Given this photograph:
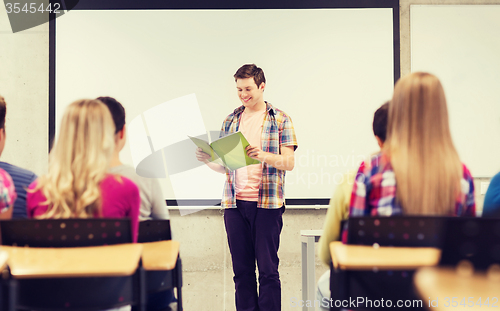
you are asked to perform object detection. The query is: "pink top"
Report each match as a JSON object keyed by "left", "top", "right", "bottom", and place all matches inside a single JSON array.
[
  {"left": 27, "top": 175, "right": 141, "bottom": 242},
  {"left": 235, "top": 108, "right": 266, "bottom": 201},
  {"left": 0, "top": 168, "right": 16, "bottom": 211}
]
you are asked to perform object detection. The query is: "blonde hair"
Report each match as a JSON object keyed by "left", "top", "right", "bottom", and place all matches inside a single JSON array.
[
  {"left": 33, "top": 99, "right": 116, "bottom": 218},
  {"left": 385, "top": 72, "right": 462, "bottom": 215}
]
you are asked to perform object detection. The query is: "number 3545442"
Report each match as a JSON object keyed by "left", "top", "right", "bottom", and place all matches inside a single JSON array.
[
  {"left": 5, "top": 3, "right": 61, "bottom": 14},
  {"left": 443, "top": 297, "right": 498, "bottom": 308}
]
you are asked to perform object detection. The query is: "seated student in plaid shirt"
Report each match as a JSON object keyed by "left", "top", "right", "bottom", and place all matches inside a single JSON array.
[
  {"left": 348, "top": 72, "right": 475, "bottom": 235},
  {"left": 196, "top": 64, "right": 298, "bottom": 311}
]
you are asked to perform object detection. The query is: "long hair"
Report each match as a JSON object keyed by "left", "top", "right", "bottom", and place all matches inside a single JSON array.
[
  {"left": 33, "top": 99, "right": 116, "bottom": 218},
  {"left": 385, "top": 72, "right": 462, "bottom": 215}
]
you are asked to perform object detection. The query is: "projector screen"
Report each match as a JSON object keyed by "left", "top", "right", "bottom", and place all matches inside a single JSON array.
[{"left": 51, "top": 1, "right": 399, "bottom": 206}]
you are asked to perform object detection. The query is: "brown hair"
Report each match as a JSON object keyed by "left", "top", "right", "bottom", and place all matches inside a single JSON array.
[
  {"left": 234, "top": 64, "right": 266, "bottom": 87},
  {"left": 373, "top": 102, "right": 389, "bottom": 143},
  {"left": 385, "top": 72, "right": 462, "bottom": 215},
  {"left": 0, "top": 95, "right": 6, "bottom": 129}
]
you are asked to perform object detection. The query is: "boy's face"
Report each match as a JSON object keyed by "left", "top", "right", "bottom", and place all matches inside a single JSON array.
[{"left": 236, "top": 77, "right": 265, "bottom": 109}]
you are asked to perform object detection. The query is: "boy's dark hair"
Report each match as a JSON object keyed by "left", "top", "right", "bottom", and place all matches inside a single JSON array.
[
  {"left": 373, "top": 101, "right": 389, "bottom": 143},
  {"left": 97, "top": 96, "right": 125, "bottom": 134},
  {"left": 0, "top": 95, "right": 6, "bottom": 130},
  {"left": 234, "top": 64, "right": 266, "bottom": 87}
]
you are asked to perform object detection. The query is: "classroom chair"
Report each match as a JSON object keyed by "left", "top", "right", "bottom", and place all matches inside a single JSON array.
[
  {"left": 413, "top": 217, "right": 500, "bottom": 311},
  {"left": 138, "top": 220, "right": 182, "bottom": 311},
  {"left": 329, "top": 216, "right": 448, "bottom": 311},
  {"left": 0, "top": 218, "right": 147, "bottom": 311},
  {"left": 439, "top": 217, "right": 500, "bottom": 270}
]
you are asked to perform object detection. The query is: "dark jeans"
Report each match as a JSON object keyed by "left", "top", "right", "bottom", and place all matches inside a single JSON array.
[{"left": 224, "top": 200, "right": 284, "bottom": 311}]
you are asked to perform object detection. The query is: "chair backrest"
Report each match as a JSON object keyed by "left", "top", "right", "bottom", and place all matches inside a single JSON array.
[
  {"left": 138, "top": 219, "right": 171, "bottom": 243},
  {"left": 439, "top": 217, "right": 500, "bottom": 270},
  {"left": 0, "top": 218, "right": 132, "bottom": 247},
  {"left": 347, "top": 216, "right": 448, "bottom": 247},
  {"left": 337, "top": 216, "right": 450, "bottom": 311}
]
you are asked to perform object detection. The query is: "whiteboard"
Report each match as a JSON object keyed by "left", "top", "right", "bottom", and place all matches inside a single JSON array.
[
  {"left": 54, "top": 7, "right": 396, "bottom": 204},
  {"left": 411, "top": 5, "right": 500, "bottom": 177}
]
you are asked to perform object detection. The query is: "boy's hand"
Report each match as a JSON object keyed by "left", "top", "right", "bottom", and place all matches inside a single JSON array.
[
  {"left": 195, "top": 147, "right": 211, "bottom": 163},
  {"left": 245, "top": 145, "right": 266, "bottom": 161}
]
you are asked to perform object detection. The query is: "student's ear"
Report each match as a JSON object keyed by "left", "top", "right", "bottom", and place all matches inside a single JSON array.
[
  {"left": 259, "top": 82, "right": 266, "bottom": 91},
  {"left": 120, "top": 126, "right": 126, "bottom": 140},
  {"left": 0, "top": 128, "right": 6, "bottom": 156}
]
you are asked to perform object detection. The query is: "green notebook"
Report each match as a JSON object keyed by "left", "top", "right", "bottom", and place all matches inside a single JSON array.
[{"left": 189, "top": 132, "right": 261, "bottom": 171}]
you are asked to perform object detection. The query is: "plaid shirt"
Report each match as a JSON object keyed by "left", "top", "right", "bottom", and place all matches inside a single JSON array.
[
  {"left": 220, "top": 102, "right": 297, "bottom": 209},
  {"left": 349, "top": 153, "right": 476, "bottom": 217}
]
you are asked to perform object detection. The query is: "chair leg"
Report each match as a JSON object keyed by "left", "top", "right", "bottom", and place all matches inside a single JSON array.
[
  {"left": 3, "top": 268, "right": 17, "bottom": 311},
  {"left": 330, "top": 268, "right": 346, "bottom": 311},
  {"left": 176, "top": 257, "right": 182, "bottom": 311},
  {"left": 139, "top": 266, "right": 147, "bottom": 311}
]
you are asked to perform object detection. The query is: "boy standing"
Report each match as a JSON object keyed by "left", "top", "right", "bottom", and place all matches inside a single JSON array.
[{"left": 197, "top": 64, "right": 298, "bottom": 311}]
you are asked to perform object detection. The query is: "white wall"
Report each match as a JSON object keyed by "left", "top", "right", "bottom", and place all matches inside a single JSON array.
[{"left": 0, "top": 4, "right": 48, "bottom": 176}]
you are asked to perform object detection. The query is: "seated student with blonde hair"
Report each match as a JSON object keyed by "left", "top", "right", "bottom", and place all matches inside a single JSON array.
[
  {"left": 350, "top": 72, "right": 475, "bottom": 220},
  {"left": 27, "top": 99, "right": 141, "bottom": 242}
]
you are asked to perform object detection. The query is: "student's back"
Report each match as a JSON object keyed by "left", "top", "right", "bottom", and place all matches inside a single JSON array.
[
  {"left": 350, "top": 72, "right": 475, "bottom": 219},
  {"left": 26, "top": 99, "right": 140, "bottom": 242},
  {"left": 97, "top": 96, "right": 169, "bottom": 221},
  {"left": 28, "top": 174, "right": 140, "bottom": 221},
  {"left": 108, "top": 165, "right": 167, "bottom": 220}
]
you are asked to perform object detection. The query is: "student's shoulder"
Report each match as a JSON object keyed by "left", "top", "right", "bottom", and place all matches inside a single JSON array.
[
  {"left": 221, "top": 107, "right": 241, "bottom": 125},
  {"left": 0, "top": 161, "right": 37, "bottom": 181},
  {"left": 0, "top": 167, "right": 14, "bottom": 190},
  {"left": 102, "top": 174, "right": 140, "bottom": 195},
  {"left": 26, "top": 179, "right": 46, "bottom": 208},
  {"left": 460, "top": 163, "right": 475, "bottom": 182},
  {"left": 271, "top": 106, "right": 289, "bottom": 117},
  {"left": 109, "top": 165, "right": 136, "bottom": 179},
  {"left": 269, "top": 105, "right": 295, "bottom": 128},
  {"left": 356, "top": 152, "right": 390, "bottom": 180},
  {"left": 488, "top": 170, "right": 500, "bottom": 187},
  {"left": 267, "top": 103, "right": 291, "bottom": 119}
]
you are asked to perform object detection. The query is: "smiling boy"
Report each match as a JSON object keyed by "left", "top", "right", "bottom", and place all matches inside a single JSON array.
[{"left": 196, "top": 64, "right": 298, "bottom": 311}]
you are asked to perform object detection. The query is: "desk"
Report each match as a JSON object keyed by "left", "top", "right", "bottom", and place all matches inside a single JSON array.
[
  {"left": 330, "top": 241, "right": 441, "bottom": 270},
  {"left": 2, "top": 244, "right": 144, "bottom": 311},
  {"left": 0, "top": 250, "right": 8, "bottom": 271},
  {"left": 2, "top": 244, "right": 143, "bottom": 278},
  {"left": 141, "top": 240, "right": 180, "bottom": 271},
  {"left": 141, "top": 240, "right": 182, "bottom": 311},
  {"left": 414, "top": 267, "right": 500, "bottom": 311},
  {"left": 300, "top": 229, "right": 322, "bottom": 311},
  {"left": 329, "top": 242, "right": 441, "bottom": 311}
]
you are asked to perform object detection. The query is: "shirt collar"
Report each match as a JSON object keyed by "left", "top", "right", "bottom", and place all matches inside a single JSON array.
[{"left": 233, "top": 101, "right": 276, "bottom": 116}]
